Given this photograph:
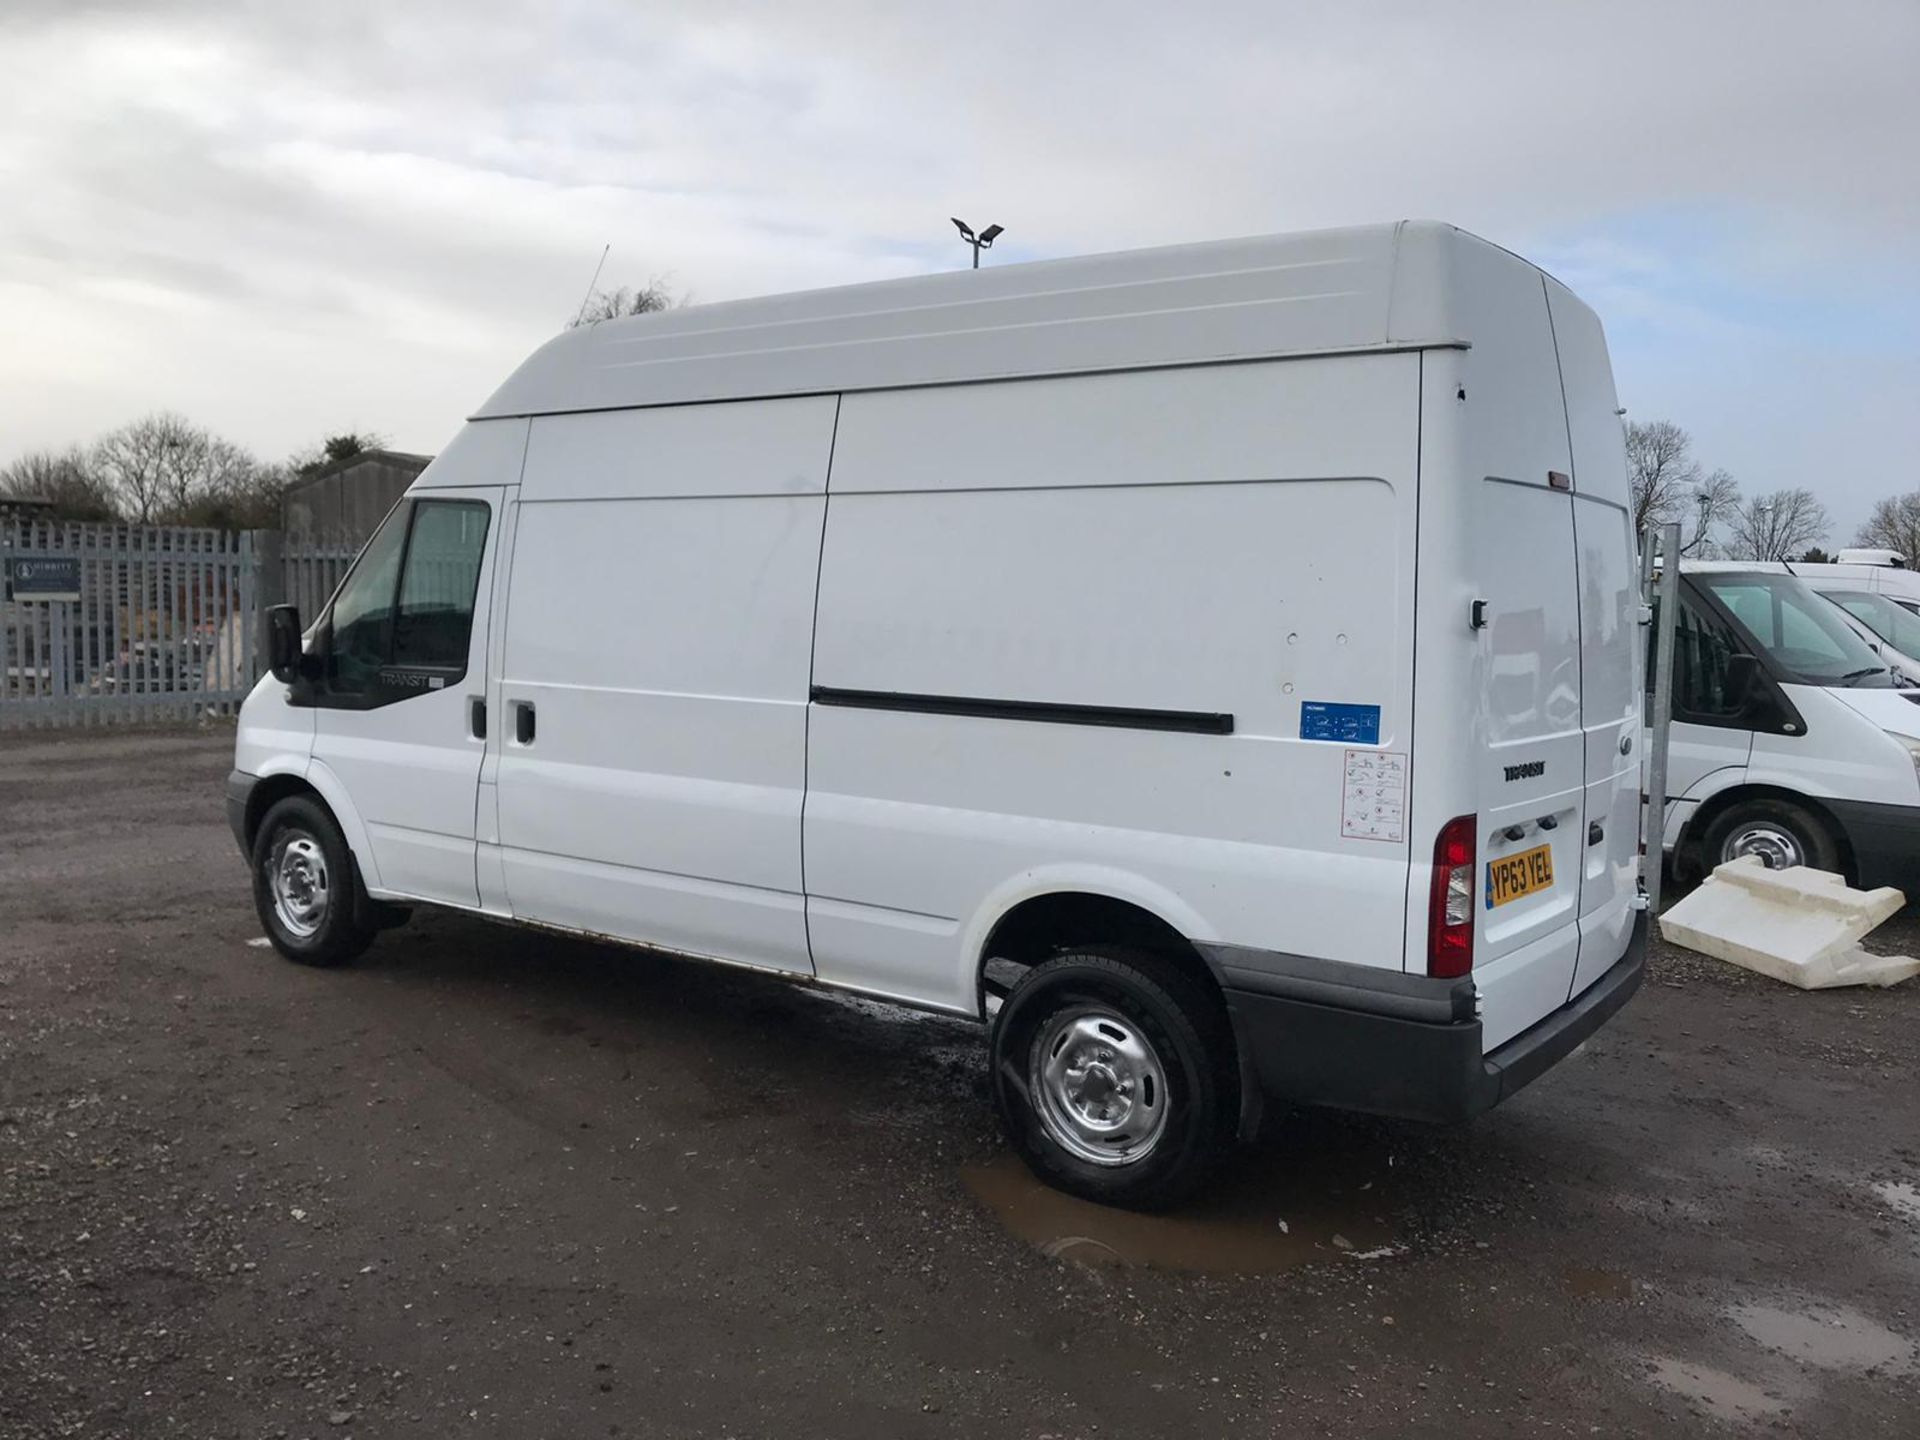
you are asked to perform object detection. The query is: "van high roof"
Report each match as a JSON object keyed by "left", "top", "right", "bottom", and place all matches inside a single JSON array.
[{"left": 475, "top": 220, "right": 1577, "bottom": 420}]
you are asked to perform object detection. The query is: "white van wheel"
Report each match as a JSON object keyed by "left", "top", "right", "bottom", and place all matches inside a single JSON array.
[
  {"left": 991, "top": 947, "right": 1237, "bottom": 1210},
  {"left": 1030, "top": 1004, "right": 1172, "bottom": 1167},
  {"left": 1705, "top": 799, "right": 1839, "bottom": 875},
  {"left": 269, "top": 831, "right": 332, "bottom": 938},
  {"left": 250, "top": 795, "right": 377, "bottom": 967}
]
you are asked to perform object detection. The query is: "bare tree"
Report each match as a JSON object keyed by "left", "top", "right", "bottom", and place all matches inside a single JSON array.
[
  {"left": 1625, "top": 419, "right": 1738, "bottom": 554},
  {"left": 92, "top": 413, "right": 266, "bottom": 525},
  {"left": 1856, "top": 491, "right": 1920, "bottom": 564},
  {"left": 0, "top": 447, "right": 119, "bottom": 520},
  {"left": 568, "top": 278, "right": 677, "bottom": 328},
  {"left": 1681, "top": 468, "right": 1740, "bottom": 557},
  {"left": 1729, "top": 488, "right": 1830, "bottom": 562},
  {"left": 93, "top": 413, "right": 198, "bottom": 523}
]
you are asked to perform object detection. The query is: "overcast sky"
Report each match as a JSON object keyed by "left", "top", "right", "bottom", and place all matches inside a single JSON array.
[{"left": 2, "top": 0, "right": 1915, "bottom": 539}]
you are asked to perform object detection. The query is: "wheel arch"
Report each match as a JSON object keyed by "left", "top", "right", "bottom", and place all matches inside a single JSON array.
[
  {"left": 264, "top": 759, "right": 382, "bottom": 892},
  {"left": 968, "top": 878, "right": 1257, "bottom": 1140},
  {"left": 243, "top": 771, "right": 318, "bottom": 854},
  {"left": 979, "top": 891, "right": 1217, "bottom": 995}
]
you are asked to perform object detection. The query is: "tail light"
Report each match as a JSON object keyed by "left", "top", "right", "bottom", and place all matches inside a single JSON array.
[{"left": 1427, "top": 814, "right": 1477, "bottom": 978}]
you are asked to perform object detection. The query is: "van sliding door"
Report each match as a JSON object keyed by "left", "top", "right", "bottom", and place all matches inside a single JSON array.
[{"left": 486, "top": 398, "right": 837, "bottom": 974}]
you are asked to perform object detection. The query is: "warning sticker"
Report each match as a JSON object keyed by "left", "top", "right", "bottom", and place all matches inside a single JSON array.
[
  {"left": 1300, "top": 701, "right": 1381, "bottom": 745},
  {"left": 1341, "top": 748, "right": 1407, "bottom": 843}
]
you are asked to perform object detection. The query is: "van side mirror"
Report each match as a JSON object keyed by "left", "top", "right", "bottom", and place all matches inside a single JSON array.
[
  {"left": 1724, "top": 652, "right": 1760, "bottom": 707},
  {"left": 267, "top": 604, "right": 304, "bottom": 683}
]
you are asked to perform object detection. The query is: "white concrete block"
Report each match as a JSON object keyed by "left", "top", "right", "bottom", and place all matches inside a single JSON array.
[{"left": 1659, "top": 857, "right": 1918, "bottom": 990}]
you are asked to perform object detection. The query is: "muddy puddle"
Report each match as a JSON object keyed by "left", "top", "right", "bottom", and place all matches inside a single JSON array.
[
  {"left": 1872, "top": 1179, "right": 1920, "bottom": 1225},
  {"left": 1646, "top": 1358, "right": 1797, "bottom": 1424},
  {"left": 1728, "top": 1301, "right": 1917, "bottom": 1374},
  {"left": 961, "top": 1149, "right": 1398, "bottom": 1273},
  {"left": 1563, "top": 1265, "right": 1633, "bottom": 1300}
]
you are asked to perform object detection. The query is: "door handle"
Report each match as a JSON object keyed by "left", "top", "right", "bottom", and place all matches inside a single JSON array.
[
  {"left": 469, "top": 697, "right": 487, "bottom": 740},
  {"left": 513, "top": 700, "right": 536, "bottom": 745}
]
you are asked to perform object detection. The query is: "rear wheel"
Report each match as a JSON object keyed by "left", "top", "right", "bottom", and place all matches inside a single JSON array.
[
  {"left": 1703, "top": 797, "right": 1840, "bottom": 875},
  {"left": 250, "top": 795, "right": 376, "bottom": 966},
  {"left": 990, "top": 947, "right": 1237, "bottom": 1211}
]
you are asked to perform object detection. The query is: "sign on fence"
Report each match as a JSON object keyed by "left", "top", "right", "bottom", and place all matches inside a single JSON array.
[
  {"left": 6, "top": 555, "right": 82, "bottom": 601},
  {"left": 2, "top": 521, "right": 257, "bottom": 730},
  {"left": 2, "top": 519, "right": 359, "bottom": 731}
]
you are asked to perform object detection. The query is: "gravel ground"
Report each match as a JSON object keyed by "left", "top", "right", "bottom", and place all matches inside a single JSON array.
[{"left": 2, "top": 725, "right": 1917, "bottom": 1438}]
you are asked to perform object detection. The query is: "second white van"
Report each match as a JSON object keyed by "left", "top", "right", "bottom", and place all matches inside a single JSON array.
[
  {"left": 1661, "top": 562, "right": 1920, "bottom": 886},
  {"left": 228, "top": 221, "right": 1646, "bottom": 1208}
]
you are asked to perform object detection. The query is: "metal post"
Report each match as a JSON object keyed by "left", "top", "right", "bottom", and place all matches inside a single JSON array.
[
  {"left": 253, "top": 528, "right": 286, "bottom": 611},
  {"left": 50, "top": 599, "right": 69, "bottom": 723},
  {"left": 238, "top": 530, "right": 257, "bottom": 694},
  {"left": 1643, "top": 521, "right": 1682, "bottom": 918},
  {"left": 0, "top": 521, "right": 12, "bottom": 720}
]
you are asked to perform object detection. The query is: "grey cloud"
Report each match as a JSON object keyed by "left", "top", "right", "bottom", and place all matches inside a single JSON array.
[{"left": 0, "top": 0, "right": 1914, "bottom": 537}]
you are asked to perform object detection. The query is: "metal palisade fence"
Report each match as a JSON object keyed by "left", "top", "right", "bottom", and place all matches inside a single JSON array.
[
  {"left": 0, "top": 519, "right": 359, "bottom": 730},
  {"left": 284, "top": 539, "right": 360, "bottom": 620}
]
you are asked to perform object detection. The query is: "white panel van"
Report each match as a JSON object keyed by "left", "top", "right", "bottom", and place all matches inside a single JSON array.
[
  {"left": 1658, "top": 563, "right": 1920, "bottom": 884},
  {"left": 229, "top": 221, "right": 1647, "bottom": 1208}
]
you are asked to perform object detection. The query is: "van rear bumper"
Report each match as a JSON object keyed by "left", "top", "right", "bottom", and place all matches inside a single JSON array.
[{"left": 1209, "top": 913, "right": 1646, "bottom": 1125}]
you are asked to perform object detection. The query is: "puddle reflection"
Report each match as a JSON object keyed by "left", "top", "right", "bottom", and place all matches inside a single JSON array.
[
  {"left": 1728, "top": 1301, "right": 1917, "bottom": 1374},
  {"left": 962, "top": 1148, "right": 1398, "bottom": 1274}
]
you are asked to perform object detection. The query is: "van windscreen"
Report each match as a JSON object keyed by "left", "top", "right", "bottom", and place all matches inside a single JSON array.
[
  {"left": 1701, "top": 572, "right": 1898, "bottom": 688},
  {"left": 1828, "top": 589, "right": 1920, "bottom": 663}
]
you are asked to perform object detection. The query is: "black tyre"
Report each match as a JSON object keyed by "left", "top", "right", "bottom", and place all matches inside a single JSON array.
[
  {"left": 250, "top": 795, "right": 376, "bottom": 966},
  {"left": 1701, "top": 797, "right": 1840, "bottom": 875},
  {"left": 990, "top": 947, "right": 1238, "bottom": 1211}
]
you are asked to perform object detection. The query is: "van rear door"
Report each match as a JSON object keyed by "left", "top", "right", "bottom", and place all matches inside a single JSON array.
[
  {"left": 1448, "top": 251, "right": 1587, "bottom": 1051},
  {"left": 1547, "top": 282, "right": 1643, "bottom": 998},
  {"left": 1473, "top": 479, "right": 1586, "bottom": 1046}
]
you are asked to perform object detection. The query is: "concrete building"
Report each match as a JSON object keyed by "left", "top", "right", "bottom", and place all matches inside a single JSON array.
[{"left": 280, "top": 449, "right": 431, "bottom": 547}]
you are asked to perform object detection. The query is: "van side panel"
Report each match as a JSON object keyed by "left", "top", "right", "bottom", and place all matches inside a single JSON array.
[
  {"left": 805, "top": 357, "right": 1419, "bottom": 1013},
  {"left": 488, "top": 397, "right": 838, "bottom": 974}
]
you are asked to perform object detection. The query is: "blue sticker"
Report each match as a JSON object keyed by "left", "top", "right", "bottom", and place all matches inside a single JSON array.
[{"left": 1300, "top": 701, "right": 1381, "bottom": 745}]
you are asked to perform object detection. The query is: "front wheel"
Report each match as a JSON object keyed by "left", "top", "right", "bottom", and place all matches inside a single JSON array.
[
  {"left": 250, "top": 795, "right": 376, "bottom": 966},
  {"left": 1703, "top": 797, "right": 1840, "bottom": 875},
  {"left": 990, "top": 948, "right": 1237, "bottom": 1211}
]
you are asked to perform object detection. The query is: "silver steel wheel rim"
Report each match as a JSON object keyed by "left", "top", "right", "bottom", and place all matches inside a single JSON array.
[
  {"left": 269, "top": 831, "right": 331, "bottom": 938},
  {"left": 1028, "top": 1004, "right": 1170, "bottom": 1167},
  {"left": 1723, "top": 821, "right": 1803, "bottom": 870}
]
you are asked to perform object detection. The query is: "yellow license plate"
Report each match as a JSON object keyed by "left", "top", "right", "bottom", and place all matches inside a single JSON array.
[{"left": 1486, "top": 844, "right": 1554, "bottom": 908}]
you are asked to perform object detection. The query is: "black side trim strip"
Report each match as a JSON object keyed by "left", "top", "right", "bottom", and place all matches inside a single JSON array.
[{"left": 809, "top": 686, "right": 1233, "bottom": 735}]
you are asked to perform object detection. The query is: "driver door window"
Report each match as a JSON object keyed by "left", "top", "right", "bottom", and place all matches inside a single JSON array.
[
  {"left": 327, "top": 505, "right": 409, "bottom": 694},
  {"left": 1675, "top": 598, "right": 1744, "bottom": 718},
  {"left": 320, "top": 499, "right": 492, "bottom": 705},
  {"left": 1649, "top": 595, "right": 1744, "bottom": 723}
]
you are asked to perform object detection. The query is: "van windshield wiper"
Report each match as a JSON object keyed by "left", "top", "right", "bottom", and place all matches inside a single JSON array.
[{"left": 1836, "top": 666, "right": 1888, "bottom": 684}]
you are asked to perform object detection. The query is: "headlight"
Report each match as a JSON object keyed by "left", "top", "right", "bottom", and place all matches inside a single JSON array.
[{"left": 1887, "top": 732, "right": 1920, "bottom": 785}]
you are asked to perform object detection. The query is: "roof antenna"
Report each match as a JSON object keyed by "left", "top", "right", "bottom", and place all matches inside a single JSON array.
[{"left": 573, "top": 243, "right": 611, "bottom": 327}]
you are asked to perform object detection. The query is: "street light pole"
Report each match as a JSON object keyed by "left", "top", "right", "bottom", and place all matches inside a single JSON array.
[{"left": 950, "top": 217, "right": 1004, "bottom": 269}]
